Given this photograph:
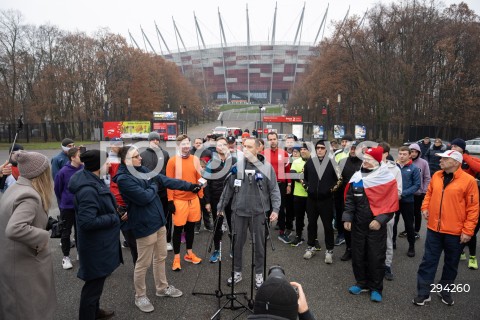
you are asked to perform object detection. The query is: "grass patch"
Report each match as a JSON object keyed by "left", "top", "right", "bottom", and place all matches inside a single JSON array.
[
  {"left": 238, "top": 106, "right": 283, "bottom": 114},
  {"left": 0, "top": 141, "right": 96, "bottom": 150},
  {"left": 219, "top": 104, "right": 258, "bottom": 112}
]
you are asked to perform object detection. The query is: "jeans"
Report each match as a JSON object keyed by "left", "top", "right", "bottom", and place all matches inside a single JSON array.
[
  {"left": 417, "top": 229, "right": 463, "bottom": 297},
  {"left": 134, "top": 227, "right": 168, "bottom": 297},
  {"left": 79, "top": 276, "right": 107, "bottom": 320}
]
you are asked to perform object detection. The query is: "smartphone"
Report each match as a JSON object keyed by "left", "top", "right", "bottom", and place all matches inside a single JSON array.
[
  {"left": 79, "top": 146, "right": 87, "bottom": 153},
  {"left": 198, "top": 177, "right": 207, "bottom": 186}
]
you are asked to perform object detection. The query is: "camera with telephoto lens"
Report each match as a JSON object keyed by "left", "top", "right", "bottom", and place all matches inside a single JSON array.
[{"left": 268, "top": 265, "right": 299, "bottom": 296}]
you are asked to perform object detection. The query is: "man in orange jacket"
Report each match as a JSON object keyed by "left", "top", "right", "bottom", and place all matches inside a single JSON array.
[{"left": 413, "top": 150, "right": 478, "bottom": 306}]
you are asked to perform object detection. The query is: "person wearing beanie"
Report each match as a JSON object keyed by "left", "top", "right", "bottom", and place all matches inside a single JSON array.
[
  {"left": 0, "top": 151, "right": 57, "bottom": 319},
  {"left": 113, "top": 145, "right": 202, "bottom": 313},
  {"left": 343, "top": 146, "right": 399, "bottom": 302},
  {"left": 68, "top": 149, "right": 121, "bottom": 319},
  {"left": 302, "top": 140, "right": 338, "bottom": 263},
  {"left": 402, "top": 144, "right": 431, "bottom": 245},
  {"left": 335, "top": 134, "right": 354, "bottom": 163},
  {"left": 248, "top": 276, "right": 316, "bottom": 320},
  {"left": 54, "top": 147, "right": 84, "bottom": 270},
  {"left": 148, "top": 131, "right": 161, "bottom": 142},
  {"left": 414, "top": 150, "right": 478, "bottom": 306},
  {"left": 51, "top": 137, "right": 75, "bottom": 179},
  {"left": 450, "top": 138, "right": 480, "bottom": 270}
]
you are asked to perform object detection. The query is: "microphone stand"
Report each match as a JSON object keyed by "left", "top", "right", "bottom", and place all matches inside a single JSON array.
[
  {"left": 255, "top": 175, "right": 275, "bottom": 278},
  {"left": 0, "top": 115, "right": 23, "bottom": 190}
]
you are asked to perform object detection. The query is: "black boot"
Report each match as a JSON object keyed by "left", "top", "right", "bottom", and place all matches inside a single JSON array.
[
  {"left": 340, "top": 248, "right": 352, "bottom": 261},
  {"left": 407, "top": 245, "right": 415, "bottom": 257}
]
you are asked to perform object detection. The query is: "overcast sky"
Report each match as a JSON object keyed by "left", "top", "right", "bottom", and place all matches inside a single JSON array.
[{"left": 1, "top": 0, "right": 479, "bottom": 52}]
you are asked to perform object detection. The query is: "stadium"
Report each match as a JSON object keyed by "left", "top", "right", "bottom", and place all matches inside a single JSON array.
[{"left": 130, "top": 4, "right": 332, "bottom": 104}]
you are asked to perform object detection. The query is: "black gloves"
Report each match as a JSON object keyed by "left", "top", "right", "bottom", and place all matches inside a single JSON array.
[
  {"left": 168, "top": 201, "right": 176, "bottom": 214},
  {"left": 189, "top": 183, "right": 202, "bottom": 193}
]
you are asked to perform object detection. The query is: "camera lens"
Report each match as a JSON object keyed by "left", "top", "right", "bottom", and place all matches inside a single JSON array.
[{"left": 268, "top": 265, "right": 285, "bottom": 279}]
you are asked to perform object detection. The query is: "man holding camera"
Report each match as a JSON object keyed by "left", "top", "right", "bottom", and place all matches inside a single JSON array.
[{"left": 218, "top": 137, "right": 280, "bottom": 289}]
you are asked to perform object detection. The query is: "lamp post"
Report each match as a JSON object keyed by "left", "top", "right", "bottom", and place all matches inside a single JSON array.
[
  {"left": 337, "top": 94, "right": 341, "bottom": 126},
  {"left": 127, "top": 97, "right": 131, "bottom": 121},
  {"left": 259, "top": 103, "right": 263, "bottom": 138},
  {"left": 103, "top": 93, "right": 108, "bottom": 122}
]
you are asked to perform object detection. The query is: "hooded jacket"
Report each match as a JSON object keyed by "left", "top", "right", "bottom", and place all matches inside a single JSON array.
[
  {"left": 217, "top": 154, "right": 281, "bottom": 217},
  {"left": 409, "top": 143, "right": 431, "bottom": 194},
  {"left": 51, "top": 151, "right": 70, "bottom": 179},
  {"left": 113, "top": 164, "right": 193, "bottom": 239},
  {"left": 54, "top": 162, "right": 84, "bottom": 209},
  {"left": 68, "top": 169, "right": 123, "bottom": 281}
]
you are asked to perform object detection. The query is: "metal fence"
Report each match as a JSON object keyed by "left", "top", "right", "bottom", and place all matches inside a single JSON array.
[{"left": 0, "top": 121, "right": 103, "bottom": 143}]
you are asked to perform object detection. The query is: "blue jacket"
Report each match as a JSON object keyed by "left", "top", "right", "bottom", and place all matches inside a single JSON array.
[
  {"left": 397, "top": 161, "right": 421, "bottom": 203},
  {"left": 113, "top": 164, "right": 193, "bottom": 239},
  {"left": 54, "top": 162, "right": 83, "bottom": 209},
  {"left": 51, "top": 151, "right": 70, "bottom": 179},
  {"left": 68, "top": 169, "right": 123, "bottom": 281}
]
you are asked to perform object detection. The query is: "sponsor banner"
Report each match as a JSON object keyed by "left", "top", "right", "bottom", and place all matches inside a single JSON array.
[
  {"left": 313, "top": 125, "right": 324, "bottom": 139},
  {"left": 333, "top": 125, "right": 345, "bottom": 139},
  {"left": 103, "top": 121, "right": 151, "bottom": 139},
  {"left": 355, "top": 125, "right": 366, "bottom": 139}
]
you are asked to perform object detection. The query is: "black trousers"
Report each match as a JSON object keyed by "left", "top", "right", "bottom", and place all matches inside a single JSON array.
[
  {"left": 393, "top": 201, "right": 415, "bottom": 247},
  {"left": 276, "top": 182, "right": 288, "bottom": 232},
  {"left": 463, "top": 219, "right": 480, "bottom": 256},
  {"left": 79, "top": 276, "right": 107, "bottom": 320},
  {"left": 306, "top": 197, "right": 334, "bottom": 250},
  {"left": 160, "top": 194, "right": 172, "bottom": 243},
  {"left": 351, "top": 223, "right": 387, "bottom": 292},
  {"left": 413, "top": 194, "right": 425, "bottom": 233},
  {"left": 121, "top": 228, "right": 138, "bottom": 265},
  {"left": 293, "top": 196, "right": 307, "bottom": 236},
  {"left": 60, "top": 208, "right": 77, "bottom": 257},
  {"left": 284, "top": 191, "right": 295, "bottom": 230},
  {"left": 334, "top": 188, "right": 346, "bottom": 236}
]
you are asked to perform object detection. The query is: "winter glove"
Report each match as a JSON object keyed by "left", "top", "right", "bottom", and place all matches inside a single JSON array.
[
  {"left": 168, "top": 200, "right": 176, "bottom": 214},
  {"left": 189, "top": 183, "right": 202, "bottom": 193}
]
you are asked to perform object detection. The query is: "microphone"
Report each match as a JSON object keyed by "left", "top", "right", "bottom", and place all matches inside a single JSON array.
[
  {"left": 245, "top": 169, "right": 255, "bottom": 185},
  {"left": 224, "top": 164, "right": 238, "bottom": 181},
  {"left": 255, "top": 172, "right": 263, "bottom": 190}
]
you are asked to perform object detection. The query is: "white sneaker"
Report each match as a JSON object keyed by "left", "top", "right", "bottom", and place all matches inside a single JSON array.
[
  {"left": 303, "top": 246, "right": 316, "bottom": 260},
  {"left": 255, "top": 274, "right": 264, "bottom": 289},
  {"left": 227, "top": 272, "right": 242, "bottom": 286},
  {"left": 62, "top": 256, "right": 73, "bottom": 270},
  {"left": 135, "top": 296, "right": 154, "bottom": 313},
  {"left": 325, "top": 250, "right": 333, "bottom": 264},
  {"left": 167, "top": 242, "right": 173, "bottom": 251},
  {"left": 156, "top": 285, "right": 183, "bottom": 298}
]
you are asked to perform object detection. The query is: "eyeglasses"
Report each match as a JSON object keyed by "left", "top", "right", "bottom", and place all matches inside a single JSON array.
[{"left": 316, "top": 146, "right": 326, "bottom": 150}]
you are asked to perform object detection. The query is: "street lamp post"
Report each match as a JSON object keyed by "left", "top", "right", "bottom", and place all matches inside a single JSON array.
[
  {"left": 103, "top": 94, "right": 108, "bottom": 122},
  {"left": 259, "top": 103, "right": 263, "bottom": 138},
  {"left": 127, "top": 97, "right": 131, "bottom": 121},
  {"left": 337, "top": 94, "right": 341, "bottom": 126}
]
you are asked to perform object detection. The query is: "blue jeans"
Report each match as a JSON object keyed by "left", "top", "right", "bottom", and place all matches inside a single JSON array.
[{"left": 416, "top": 229, "right": 463, "bottom": 297}]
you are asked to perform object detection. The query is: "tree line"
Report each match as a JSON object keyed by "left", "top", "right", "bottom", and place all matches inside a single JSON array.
[
  {"left": 290, "top": 1, "right": 480, "bottom": 142},
  {"left": 0, "top": 10, "right": 202, "bottom": 139}
]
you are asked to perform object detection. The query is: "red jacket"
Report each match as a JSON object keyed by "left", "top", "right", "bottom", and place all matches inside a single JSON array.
[
  {"left": 262, "top": 148, "right": 290, "bottom": 183},
  {"left": 422, "top": 168, "right": 479, "bottom": 236}
]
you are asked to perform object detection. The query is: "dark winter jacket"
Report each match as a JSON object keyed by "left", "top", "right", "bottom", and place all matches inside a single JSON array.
[
  {"left": 303, "top": 156, "right": 338, "bottom": 200},
  {"left": 419, "top": 141, "right": 431, "bottom": 160},
  {"left": 217, "top": 154, "right": 281, "bottom": 217},
  {"left": 426, "top": 143, "right": 447, "bottom": 176},
  {"left": 397, "top": 161, "right": 421, "bottom": 203},
  {"left": 190, "top": 146, "right": 212, "bottom": 163},
  {"left": 140, "top": 147, "right": 170, "bottom": 198},
  {"left": 54, "top": 162, "right": 84, "bottom": 209},
  {"left": 203, "top": 153, "right": 237, "bottom": 203},
  {"left": 113, "top": 164, "right": 193, "bottom": 239},
  {"left": 247, "top": 309, "right": 316, "bottom": 320},
  {"left": 51, "top": 151, "right": 70, "bottom": 179},
  {"left": 68, "top": 169, "right": 123, "bottom": 281},
  {"left": 339, "top": 155, "right": 363, "bottom": 189}
]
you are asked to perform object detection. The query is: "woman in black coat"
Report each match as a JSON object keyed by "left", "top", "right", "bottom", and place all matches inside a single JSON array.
[{"left": 68, "top": 150, "right": 122, "bottom": 320}]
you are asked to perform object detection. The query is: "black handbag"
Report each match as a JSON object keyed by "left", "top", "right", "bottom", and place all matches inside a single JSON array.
[{"left": 48, "top": 216, "right": 63, "bottom": 239}]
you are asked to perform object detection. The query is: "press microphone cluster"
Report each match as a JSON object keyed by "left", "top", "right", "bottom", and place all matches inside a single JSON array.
[{"left": 255, "top": 172, "right": 263, "bottom": 190}]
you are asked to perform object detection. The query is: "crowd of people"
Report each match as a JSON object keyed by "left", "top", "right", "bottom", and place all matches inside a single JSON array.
[{"left": 0, "top": 131, "right": 478, "bottom": 319}]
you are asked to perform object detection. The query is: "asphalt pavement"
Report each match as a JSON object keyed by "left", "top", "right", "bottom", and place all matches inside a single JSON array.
[{"left": 1, "top": 120, "right": 479, "bottom": 319}]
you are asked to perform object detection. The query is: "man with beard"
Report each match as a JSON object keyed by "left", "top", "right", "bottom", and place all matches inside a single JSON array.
[{"left": 217, "top": 138, "right": 280, "bottom": 289}]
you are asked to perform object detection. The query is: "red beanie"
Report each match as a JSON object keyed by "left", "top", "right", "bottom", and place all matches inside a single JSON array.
[{"left": 365, "top": 146, "right": 384, "bottom": 164}]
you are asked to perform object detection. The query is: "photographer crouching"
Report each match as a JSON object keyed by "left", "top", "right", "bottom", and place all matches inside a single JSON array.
[{"left": 248, "top": 266, "right": 316, "bottom": 320}]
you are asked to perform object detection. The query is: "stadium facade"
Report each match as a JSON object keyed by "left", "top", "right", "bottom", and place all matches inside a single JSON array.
[{"left": 131, "top": 4, "right": 330, "bottom": 104}]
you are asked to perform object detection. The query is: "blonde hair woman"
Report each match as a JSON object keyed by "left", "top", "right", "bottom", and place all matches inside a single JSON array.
[{"left": 0, "top": 151, "right": 57, "bottom": 319}]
